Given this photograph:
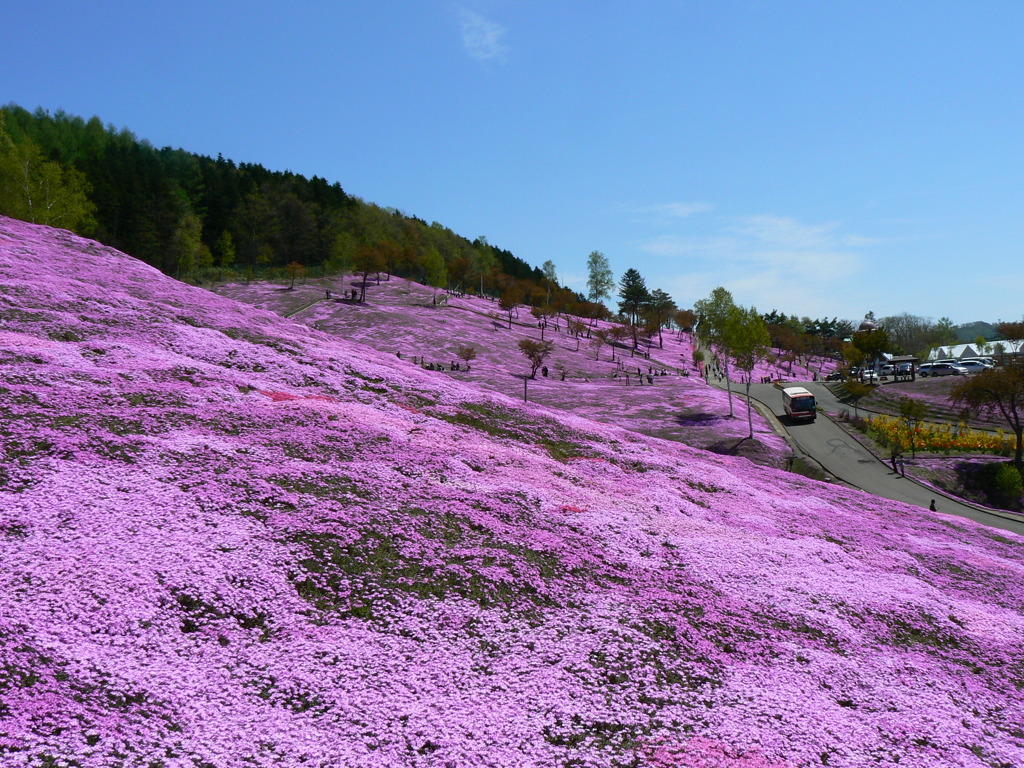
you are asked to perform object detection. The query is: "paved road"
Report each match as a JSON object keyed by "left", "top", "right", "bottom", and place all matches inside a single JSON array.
[{"left": 745, "top": 382, "right": 1024, "bottom": 536}]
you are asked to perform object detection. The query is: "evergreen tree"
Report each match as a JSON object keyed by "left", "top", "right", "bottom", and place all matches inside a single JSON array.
[{"left": 617, "top": 268, "right": 650, "bottom": 324}]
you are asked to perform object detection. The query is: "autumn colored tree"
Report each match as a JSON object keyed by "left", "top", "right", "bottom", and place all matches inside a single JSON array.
[
  {"left": 567, "top": 319, "right": 586, "bottom": 351},
  {"left": 518, "top": 339, "right": 555, "bottom": 379},
  {"left": 169, "top": 209, "right": 211, "bottom": 279},
  {"left": 530, "top": 305, "right": 556, "bottom": 341},
  {"left": 285, "top": 261, "right": 306, "bottom": 289},
  {"left": 214, "top": 230, "right": 236, "bottom": 269},
  {"left": 456, "top": 344, "right": 477, "bottom": 371},
  {"left": 352, "top": 245, "right": 385, "bottom": 302},
  {"left": 473, "top": 236, "right": 499, "bottom": 296},
  {"left": 499, "top": 283, "right": 524, "bottom": 329},
  {"left": 950, "top": 359, "right": 1024, "bottom": 469},
  {"left": 674, "top": 308, "right": 696, "bottom": 336},
  {"left": 997, "top": 319, "right": 1024, "bottom": 355}
]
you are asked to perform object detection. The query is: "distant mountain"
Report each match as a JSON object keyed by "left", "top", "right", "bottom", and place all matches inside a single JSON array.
[
  {"left": 955, "top": 320, "right": 999, "bottom": 342},
  {"left": 2, "top": 217, "right": 1023, "bottom": 768}
]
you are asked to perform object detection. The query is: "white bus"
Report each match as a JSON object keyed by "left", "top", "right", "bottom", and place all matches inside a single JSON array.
[{"left": 782, "top": 386, "right": 816, "bottom": 422}]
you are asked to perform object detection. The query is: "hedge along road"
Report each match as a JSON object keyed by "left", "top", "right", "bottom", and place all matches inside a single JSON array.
[{"left": 740, "top": 381, "right": 1024, "bottom": 536}]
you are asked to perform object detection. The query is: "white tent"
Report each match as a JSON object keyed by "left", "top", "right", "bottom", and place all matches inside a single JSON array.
[{"left": 928, "top": 340, "right": 1024, "bottom": 360}]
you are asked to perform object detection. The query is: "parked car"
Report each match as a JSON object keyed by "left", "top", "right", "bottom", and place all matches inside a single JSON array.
[
  {"left": 920, "top": 362, "right": 969, "bottom": 377},
  {"left": 960, "top": 357, "right": 995, "bottom": 369},
  {"left": 955, "top": 360, "right": 989, "bottom": 374}
]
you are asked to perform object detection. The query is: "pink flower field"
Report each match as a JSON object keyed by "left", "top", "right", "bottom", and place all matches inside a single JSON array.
[
  {"left": 1, "top": 217, "right": 1023, "bottom": 768},
  {"left": 214, "top": 277, "right": 791, "bottom": 466}
]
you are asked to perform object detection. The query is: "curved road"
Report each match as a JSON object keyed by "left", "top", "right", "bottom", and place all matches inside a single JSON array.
[{"left": 744, "top": 382, "right": 1024, "bottom": 536}]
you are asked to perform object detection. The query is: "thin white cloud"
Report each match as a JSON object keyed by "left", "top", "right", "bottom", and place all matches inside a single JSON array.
[
  {"left": 730, "top": 214, "right": 839, "bottom": 250},
  {"left": 635, "top": 213, "right": 878, "bottom": 318},
  {"left": 631, "top": 201, "right": 713, "bottom": 223},
  {"left": 458, "top": 9, "right": 508, "bottom": 62},
  {"left": 653, "top": 202, "right": 713, "bottom": 218}
]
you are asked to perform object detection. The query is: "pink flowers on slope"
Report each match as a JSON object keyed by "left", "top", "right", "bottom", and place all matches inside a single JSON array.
[{"left": 0, "top": 217, "right": 1022, "bottom": 768}]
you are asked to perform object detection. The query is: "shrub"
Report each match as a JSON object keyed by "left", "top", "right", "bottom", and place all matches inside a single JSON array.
[{"left": 993, "top": 463, "right": 1023, "bottom": 510}]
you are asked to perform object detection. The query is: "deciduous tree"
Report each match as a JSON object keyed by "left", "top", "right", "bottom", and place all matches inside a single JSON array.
[
  {"left": 644, "top": 288, "right": 677, "bottom": 348},
  {"left": 285, "top": 261, "right": 306, "bottom": 289},
  {"left": 456, "top": 344, "right": 477, "bottom": 370},
  {"left": 541, "top": 260, "right": 558, "bottom": 306},
  {"left": 996, "top": 319, "right": 1024, "bottom": 355},
  {"left": 0, "top": 119, "right": 95, "bottom": 232},
  {"left": 518, "top": 339, "right": 555, "bottom": 379},
  {"left": 586, "top": 250, "right": 614, "bottom": 304},
  {"left": 951, "top": 359, "right": 1024, "bottom": 469},
  {"left": 844, "top": 380, "right": 874, "bottom": 418},
  {"left": 694, "top": 287, "right": 738, "bottom": 416},
  {"left": 499, "top": 283, "right": 524, "bottom": 329},
  {"left": 352, "top": 245, "right": 385, "bottom": 302},
  {"left": 725, "top": 305, "right": 771, "bottom": 438}
]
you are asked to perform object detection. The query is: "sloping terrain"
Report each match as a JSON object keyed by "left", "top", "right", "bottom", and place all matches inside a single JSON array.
[
  {"left": 213, "top": 277, "right": 804, "bottom": 466},
  {"left": 1, "top": 217, "right": 1022, "bottom": 768}
]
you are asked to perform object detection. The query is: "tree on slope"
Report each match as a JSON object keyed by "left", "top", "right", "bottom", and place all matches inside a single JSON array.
[
  {"left": 518, "top": 339, "right": 555, "bottom": 379},
  {"left": 950, "top": 359, "right": 1024, "bottom": 470},
  {"left": 694, "top": 287, "right": 739, "bottom": 417},
  {"left": 457, "top": 344, "right": 477, "bottom": 371},
  {"left": 499, "top": 283, "right": 524, "bottom": 329},
  {"left": 674, "top": 308, "right": 696, "bottom": 338},
  {"left": 352, "top": 245, "right": 385, "bottom": 302},
  {"left": 0, "top": 116, "right": 95, "bottom": 233},
  {"left": 644, "top": 289, "right": 678, "bottom": 348},
  {"left": 618, "top": 268, "right": 650, "bottom": 325},
  {"left": 286, "top": 261, "right": 306, "bottom": 289},
  {"left": 726, "top": 305, "right": 771, "bottom": 439},
  {"left": 541, "top": 260, "right": 558, "bottom": 306},
  {"left": 472, "top": 236, "right": 499, "bottom": 296},
  {"left": 586, "top": 250, "right": 614, "bottom": 305}
]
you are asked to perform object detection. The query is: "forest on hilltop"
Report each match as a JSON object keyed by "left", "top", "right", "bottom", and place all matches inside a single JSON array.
[{"left": 0, "top": 104, "right": 549, "bottom": 295}]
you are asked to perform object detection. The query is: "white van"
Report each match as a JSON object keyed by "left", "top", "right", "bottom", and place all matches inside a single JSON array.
[{"left": 782, "top": 386, "right": 816, "bottom": 422}]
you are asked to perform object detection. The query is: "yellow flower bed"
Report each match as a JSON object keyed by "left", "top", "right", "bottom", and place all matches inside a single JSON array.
[{"left": 867, "top": 415, "right": 1014, "bottom": 455}]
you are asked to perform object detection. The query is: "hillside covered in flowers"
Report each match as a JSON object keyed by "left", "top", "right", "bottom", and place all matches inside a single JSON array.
[{"left": 1, "top": 217, "right": 1022, "bottom": 768}]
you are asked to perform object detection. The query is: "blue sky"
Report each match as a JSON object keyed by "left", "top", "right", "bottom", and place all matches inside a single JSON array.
[{"left": 4, "top": 1, "right": 1023, "bottom": 325}]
